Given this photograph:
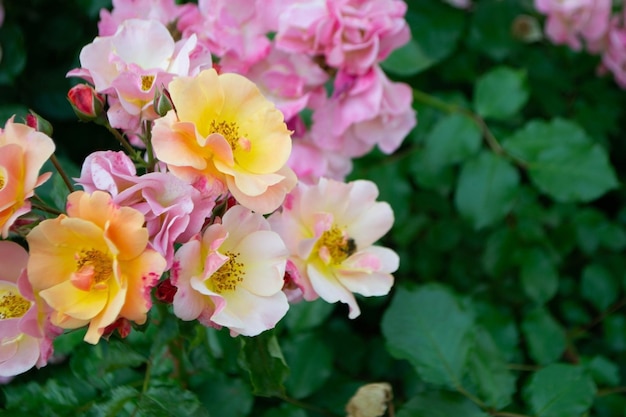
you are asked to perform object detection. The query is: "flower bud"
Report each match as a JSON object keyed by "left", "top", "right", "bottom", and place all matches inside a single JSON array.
[
  {"left": 102, "top": 318, "right": 132, "bottom": 339},
  {"left": 24, "top": 110, "right": 53, "bottom": 137},
  {"left": 153, "top": 86, "right": 174, "bottom": 117},
  {"left": 155, "top": 278, "right": 177, "bottom": 304},
  {"left": 512, "top": 15, "right": 543, "bottom": 43},
  {"left": 67, "top": 84, "right": 106, "bottom": 123}
]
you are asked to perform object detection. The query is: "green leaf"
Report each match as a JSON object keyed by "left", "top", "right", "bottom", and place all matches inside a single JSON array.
[
  {"left": 137, "top": 385, "right": 210, "bottom": 417},
  {"left": 467, "top": 327, "right": 516, "bottom": 409},
  {"left": 401, "top": 3, "right": 465, "bottom": 74},
  {"left": 382, "top": 284, "right": 475, "bottom": 388},
  {"left": 397, "top": 391, "right": 488, "bottom": 417},
  {"left": 454, "top": 151, "right": 520, "bottom": 229},
  {"left": 283, "top": 332, "right": 333, "bottom": 399},
  {"left": 70, "top": 340, "right": 147, "bottom": 390},
  {"left": 239, "top": 330, "right": 289, "bottom": 398},
  {"left": 421, "top": 113, "right": 482, "bottom": 169},
  {"left": 91, "top": 386, "right": 139, "bottom": 417},
  {"left": 519, "top": 248, "right": 559, "bottom": 304},
  {"left": 581, "top": 264, "right": 618, "bottom": 311},
  {"left": 503, "top": 119, "right": 618, "bottom": 203},
  {"left": 604, "top": 315, "right": 626, "bottom": 352},
  {"left": 585, "top": 355, "right": 620, "bottom": 387},
  {"left": 474, "top": 67, "right": 529, "bottom": 120},
  {"left": 381, "top": 37, "right": 431, "bottom": 76},
  {"left": 284, "top": 298, "right": 335, "bottom": 332},
  {"left": 468, "top": 0, "right": 522, "bottom": 60},
  {"left": 524, "top": 364, "right": 596, "bottom": 417},
  {"left": 191, "top": 373, "right": 253, "bottom": 417},
  {"left": 521, "top": 307, "right": 566, "bottom": 365}
]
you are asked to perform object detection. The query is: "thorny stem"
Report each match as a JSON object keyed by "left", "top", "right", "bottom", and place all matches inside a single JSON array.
[
  {"left": 411, "top": 89, "right": 520, "bottom": 166},
  {"left": 50, "top": 154, "right": 75, "bottom": 193},
  {"left": 506, "top": 363, "right": 541, "bottom": 372}
]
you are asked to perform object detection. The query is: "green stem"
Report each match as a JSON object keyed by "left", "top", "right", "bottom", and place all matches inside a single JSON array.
[
  {"left": 104, "top": 123, "right": 138, "bottom": 156},
  {"left": 129, "top": 360, "right": 153, "bottom": 417},
  {"left": 569, "top": 296, "right": 626, "bottom": 340},
  {"left": 50, "top": 154, "right": 75, "bottom": 193},
  {"left": 597, "top": 386, "right": 626, "bottom": 397},
  {"left": 491, "top": 412, "right": 532, "bottom": 417},
  {"left": 142, "top": 121, "right": 156, "bottom": 173},
  {"left": 456, "top": 384, "right": 487, "bottom": 409},
  {"left": 31, "top": 198, "right": 63, "bottom": 216},
  {"left": 412, "top": 89, "right": 511, "bottom": 162}
]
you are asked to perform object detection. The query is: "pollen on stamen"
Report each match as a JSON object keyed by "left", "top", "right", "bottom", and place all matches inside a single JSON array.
[
  {"left": 0, "top": 289, "right": 31, "bottom": 319},
  {"left": 210, "top": 120, "right": 248, "bottom": 151},
  {"left": 315, "top": 226, "right": 357, "bottom": 265},
  {"left": 76, "top": 249, "right": 113, "bottom": 285},
  {"left": 141, "top": 75, "right": 155, "bottom": 92},
  {"left": 211, "top": 251, "right": 244, "bottom": 293}
]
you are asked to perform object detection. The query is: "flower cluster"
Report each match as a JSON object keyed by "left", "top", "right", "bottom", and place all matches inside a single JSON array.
[{"left": 0, "top": 0, "right": 410, "bottom": 379}]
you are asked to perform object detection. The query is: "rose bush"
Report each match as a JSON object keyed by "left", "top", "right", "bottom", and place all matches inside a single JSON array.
[{"left": 1, "top": 0, "right": 626, "bottom": 416}]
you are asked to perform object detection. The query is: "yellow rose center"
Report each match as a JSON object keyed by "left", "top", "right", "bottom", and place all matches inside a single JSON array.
[
  {"left": 77, "top": 249, "right": 113, "bottom": 284},
  {"left": 315, "top": 226, "right": 357, "bottom": 265},
  {"left": 210, "top": 120, "right": 243, "bottom": 151},
  {"left": 211, "top": 251, "right": 244, "bottom": 293},
  {"left": 0, "top": 289, "right": 31, "bottom": 319},
  {"left": 141, "top": 75, "right": 155, "bottom": 92}
]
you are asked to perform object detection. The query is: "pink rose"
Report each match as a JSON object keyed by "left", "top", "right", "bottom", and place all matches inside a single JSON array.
[
  {"left": 115, "top": 172, "right": 217, "bottom": 268},
  {"left": 276, "top": 0, "right": 410, "bottom": 75},
  {"left": 0, "top": 117, "right": 55, "bottom": 237},
  {"left": 311, "top": 66, "right": 416, "bottom": 157},
  {"left": 535, "top": 0, "right": 611, "bottom": 52},
  {"left": 75, "top": 150, "right": 137, "bottom": 196},
  {"left": 76, "top": 151, "right": 217, "bottom": 268},
  {"left": 68, "top": 18, "right": 212, "bottom": 132},
  {"left": 268, "top": 178, "right": 398, "bottom": 318},
  {"left": 179, "top": 0, "right": 272, "bottom": 71},
  {"left": 601, "top": 18, "right": 626, "bottom": 88},
  {"left": 0, "top": 241, "right": 60, "bottom": 377},
  {"left": 224, "top": 46, "right": 328, "bottom": 121},
  {"left": 98, "top": 0, "right": 196, "bottom": 36}
]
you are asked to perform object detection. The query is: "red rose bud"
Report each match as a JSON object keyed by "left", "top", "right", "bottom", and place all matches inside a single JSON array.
[
  {"left": 102, "top": 317, "right": 132, "bottom": 339},
  {"left": 155, "top": 278, "right": 177, "bottom": 304},
  {"left": 24, "top": 110, "right": 53, "bottom": 137},
  {"left": 153, "top": 86, "right": 174, "bottom": 117},
  {"left": 67, "top": 84, "right": 105, "bottom": 122}
]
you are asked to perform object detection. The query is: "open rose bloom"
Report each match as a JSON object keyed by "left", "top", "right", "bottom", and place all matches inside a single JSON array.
[
  {"left": 269, "top": 178, "right": 399, "bottom": 318},
  {"left": 0, "top": 117, "right": 55, "bottom": 237},
  {"left": 0, "top": 241, "right": 59, "bottom": 377},
  {"left": 152, "top": 68, "right": 297, "bottom": 214},
  {"left": 26, "top": 191, "right": 166, "bottom": 344},
  {"left": 171, "top": 205, "right": 289, "bottom": 336}
]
